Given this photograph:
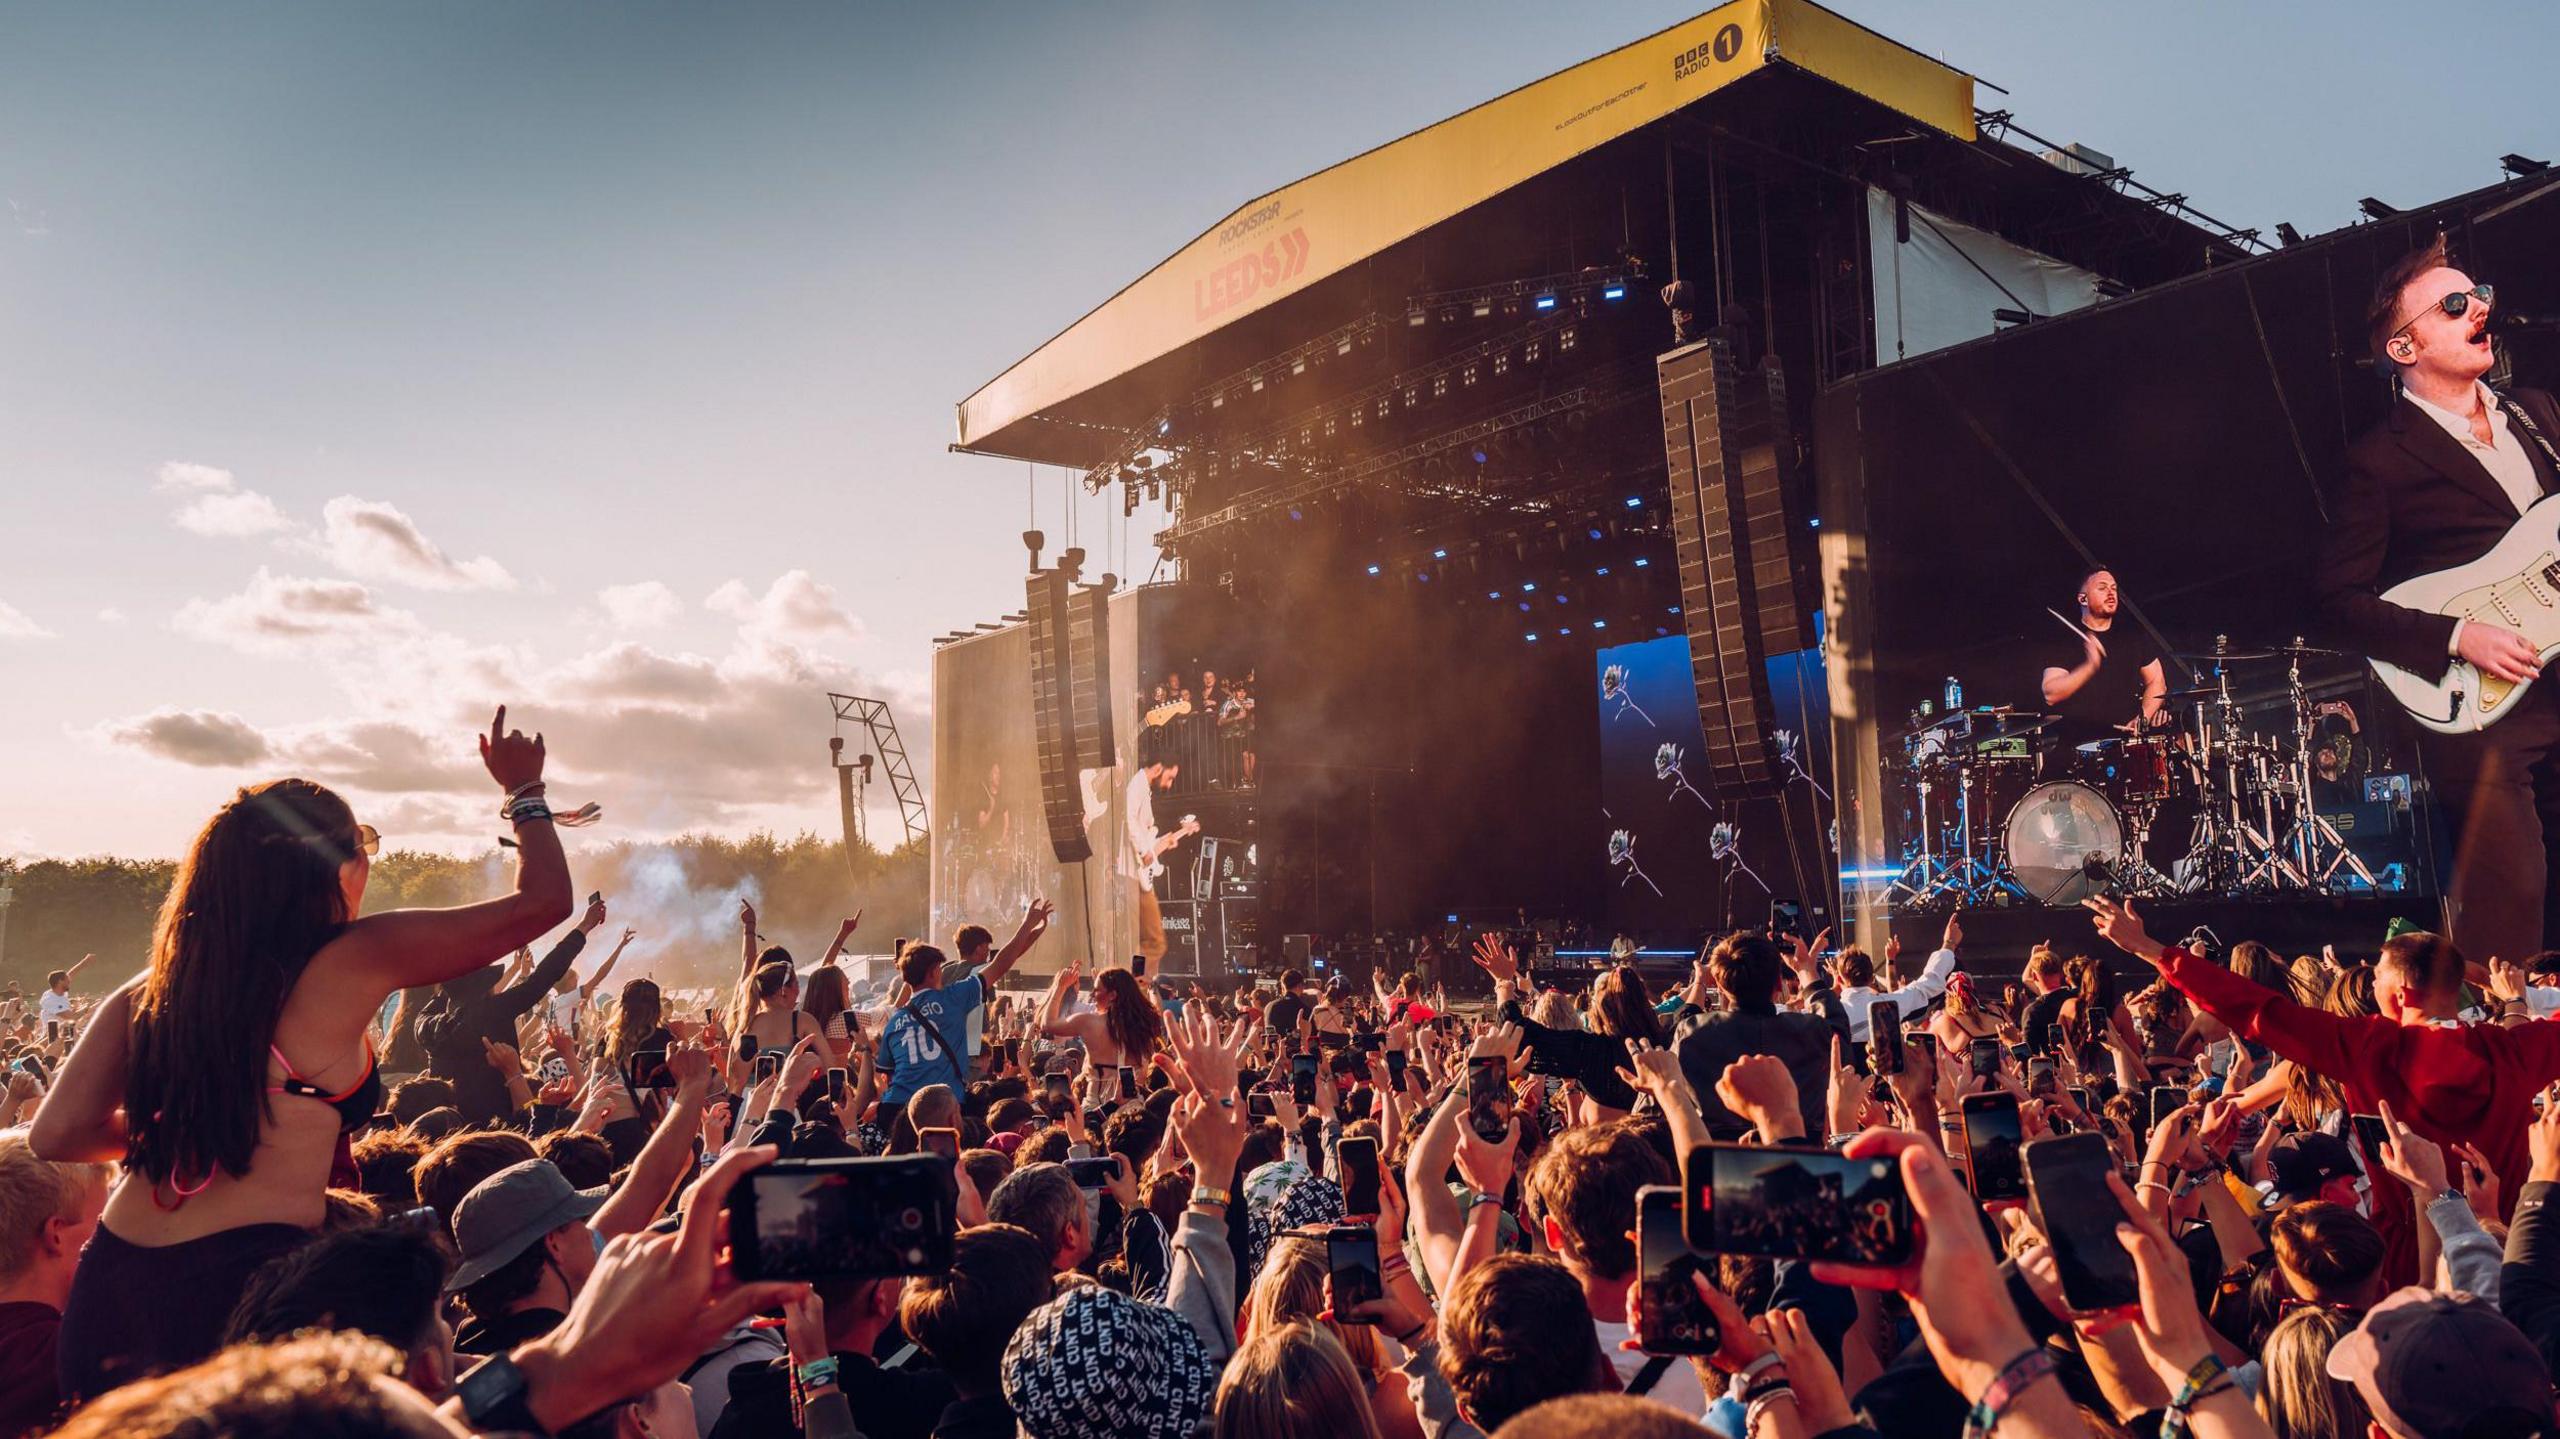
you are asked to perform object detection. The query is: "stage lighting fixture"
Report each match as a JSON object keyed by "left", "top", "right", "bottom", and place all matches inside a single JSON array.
[
  {"left": 1808, "top": 517, "right": 1821, "bottom": 529},
  {"left": 1060, "top": 547, "right": 1086, "bottom": 572},
  {"left": 1408, "top": 307, "right": 1427, "bottom": 327},
  {"left": 1518, "top": 601, "right": 1531, "bottom": 612},
  {"left": 1558, "top": 626, "right": 1572, "bottom": 635},
  {"left": 1587, "top": 527, "right": 1604, "bottom": 540},
  {"left": 2276, "top": 222, "right": 2305, "bottom": 246},
  {"left": 1123, "top": 486, "right": 1139, "bottom": 517},
  {"left": 1634, "top": 558, "right": 1649, "bottom": 568},
  {"left": 1366, "top": 564, "right": 1382, "bottom": 576},
  {"left": 1525, "top": 632, "right": 1539, "bottom": 642},
  {"left": 1488, "top": 589, "right": 1503, "bottom": 600},
  {"left": 1288, "top": 507, "right": 1304, "bottom": 521},
  {"left": 1595, "top": 566, "right": 1610, "bottom": 576},
  {"left": 1158, "top": 417, "right": 1172, "bottom": 436},
  {"left": 1522, "top": 582, "right": 1537, "bottom": 591},
  {"left": 1433, "top": 548, "right": 1448, "bottom": 559},
  {"left": 1472, "top": 299, "right": 1494, "bottom": 318},
  {"left": 1417, "top": 571, "right": 1432, "bottom": 583},
  {"left": 1625, "top": 496, "right": 1643, "bottom": 508},
  {"left": 1992, "top": 307, "right": 2035, "bottom": 328},
  {"left": 2504, "top": 154, "right": 2551, "bottom": 177},
  {"left": 1534, "top": 294, "right": 1557, "bottom": 310},
  {"left": 1603, "top": 283, "right": 1626, "bottom": 300},
  {"left": 1667, "top": 604, "right": 1681, "bottom": 614},
  {"left": 2358, "top": 197, "right": 2398, "bottom": 220},
  {"left": 1592, "top": 619, "right": 1607, "bottom": 630}
]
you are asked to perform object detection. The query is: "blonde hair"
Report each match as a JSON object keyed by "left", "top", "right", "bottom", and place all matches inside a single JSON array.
[
  {"left": 1244, "top": 1234, "right": 1383, "bottom": 1377},
  {"left": 2258, "top": 1307, "right": 2373, "bottom": 1439},
  {"left": 0, "top": 1130, "right": 106, "bottom": 1282},
  {"left": 1214, "top": 1321, "right": 1385, "bottom": 1439}
]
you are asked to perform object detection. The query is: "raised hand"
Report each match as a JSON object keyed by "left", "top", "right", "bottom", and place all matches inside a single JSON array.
[
  {"left": 1471, "top": 933, "right": 1519, "bottom": 985},
  {"left": 1942, "top": 912, "right": 1964, "bottom": 952},
  {"left": 2083, "top": 895, "right": 2164, "bottom": 962},
  {"left": 838, "top": 911, "right": 864, "bottom": 938},
  {"left": 2489, "top": 956, "right": 2530, "bottom": 1003},
  {"left": 483, "top": 1037, "right": 521, "bottom": 1073},
  {"left": 479, "top": 705, "right": 547, "bottom": 791}
]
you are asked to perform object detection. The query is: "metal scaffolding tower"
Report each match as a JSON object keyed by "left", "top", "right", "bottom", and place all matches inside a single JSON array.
[{"left": 827, "top": 694, "right": 928, "bottom": 850}]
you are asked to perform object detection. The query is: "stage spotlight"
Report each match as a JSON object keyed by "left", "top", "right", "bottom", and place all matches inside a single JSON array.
[
  {"left": 1408, "top": 307, "right": 1426, "bottom": 326},
  {"left": 1595, "top": 566, "right": 1611, "bottom": 577},
  {"left": 1488, "top": 589, "right": 1503, "bottom": 600},
  {"left": 1158, "top": 417, "right": 1172, "bottom": 436},
  {"left": 1625, "top": 496, "right": 1643, "bottom": 508},
  {"left": 1602, "top": 282, "right": 1626, "bottom": 300},
  {"left": 1366, "top": 564, "right": 1382, "bottom": 576},
  {"left": 1525, "top": 632, "right": 1538, "bottom": 642},
  {"left": 1592, "top": 619, "right": 1607, "bottom": 630},
  {"left": 1633, "top": 558, "right": 1650, "bottom": 568},
  {"left": 1558, "top": 626, "right": 1572, "bottom": 635},
  {"left": 2504, "top": 154, "right": 2551, "bottom": 177},
  {"left": 1433, "top": 548, "right": 1448, "bottom": 559},
  {"left": 1667, "top": 604, "right": 1681, "bottom": 614},
  {"left": 1522, "top": 582, "right": 1537, "bottom": 591},
  {"left": 1472, "top": 299, "right": 1494, "bottom": 318},
  {"left": 2276, "top": 222, "right": 2305, "bottom": 246},
  {"left": 1289, "top": 507, "right": 1304, "bottom": 522},
  {"left": 1123, "top": 486, "right": 1139, "bottom": 517},
  {"left": 1518, "top": 601, "right": 1531, "bottom": 612},
  {"left": 1534, "top": 294, "right": 1557, "bottom": 310},
  {"left": 2358, "top": 197, "right": 2399, "bottom": 220},
  {"left": 1992, "top": 307, "right": 2035, "bottom": 328},
  {"left": 1808, "top": 516, "right": 1821, "bottom": 529}
]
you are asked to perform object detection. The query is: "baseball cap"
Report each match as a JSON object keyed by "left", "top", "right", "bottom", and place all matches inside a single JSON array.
[
  {"left": 444, "top": 1158, "right": 608, "bottom": 1292},
  {"left": 2262, "top": 1131, "right": 2360, "bottom": 1209},
  {"left": 2327, "top": 1286, "right": 2558, "bottom": 1438}
]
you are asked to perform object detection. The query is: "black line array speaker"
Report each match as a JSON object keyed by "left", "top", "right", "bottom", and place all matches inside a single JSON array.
[
  {"left": 1026, "top": 568, "right": 1091, "bottom": 863},
  {"left": 1658, "top": 336, "right": 1809, "bottom": 798},
  {"left": 1069, "top": 582, "right": 1114, "bottom": 767}
]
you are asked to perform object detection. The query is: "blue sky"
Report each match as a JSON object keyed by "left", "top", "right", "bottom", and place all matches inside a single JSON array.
[{"left": 2, "top": 0, "right": 2551, "bottom": 859}]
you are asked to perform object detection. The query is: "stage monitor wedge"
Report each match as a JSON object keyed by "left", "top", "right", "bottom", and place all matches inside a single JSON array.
[
  {"left": 1659, "top": 335, "right": 1796, "bottom": 798},
  {"left": 1025, "top": 567, "right": 1092, "bottom": 863}
]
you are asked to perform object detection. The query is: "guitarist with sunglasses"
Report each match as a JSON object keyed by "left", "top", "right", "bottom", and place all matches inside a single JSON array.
[{"left": 2318, "top": 234, "right": 2560, "bottom": 966}]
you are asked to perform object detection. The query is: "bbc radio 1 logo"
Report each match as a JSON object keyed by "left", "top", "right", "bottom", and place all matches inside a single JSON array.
[{"left": 1672, "top": 22, "right": 1744, "bottom": 82}]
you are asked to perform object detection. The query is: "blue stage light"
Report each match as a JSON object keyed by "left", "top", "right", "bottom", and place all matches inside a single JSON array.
[
  {"left": 1588, "top": 527, "right": 1603, "bottom": 540},
  {"left": 1366, "top": 564, "right": 1381, "bottom": 575},
  {"left": 1522, "top": 582, "right": 1537, "bottom": 592},
  {"left": 1602, "top": 285, "right": 1625, "bottom": 300},
  {"left": 1433, "top": 548, "right": 1447, "bottom": 559},
  {"left": 1534, "top": 295, "right": 1557, "bottom": 310},
  {"left": 1625, "top": 496, "right": 1642, "bottom": 508},
  {"left": 1592, "top": 619, "right": 1607, "bottom": 630},
  {"left": 1488, "top": 590, "right": 1502, "bottom": 600},
  {"left": 1525, "top": 632, "right": 1539, "bottom": 642},
  {"left": 1633, "top": 557, "right": 1650, "bottom": 568},
  {"left": 1595, "top": 567, "right": 1610, "bottom": 576}
]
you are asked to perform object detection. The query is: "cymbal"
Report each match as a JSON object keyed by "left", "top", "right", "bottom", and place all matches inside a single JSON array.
[{"left": 2172, "top": 640, "right": 2353, "bottom": 663}]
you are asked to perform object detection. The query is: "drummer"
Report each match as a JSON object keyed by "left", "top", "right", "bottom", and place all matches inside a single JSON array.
[{"left": 2038, "top": 566, "right": 2168, "bottom": 750}]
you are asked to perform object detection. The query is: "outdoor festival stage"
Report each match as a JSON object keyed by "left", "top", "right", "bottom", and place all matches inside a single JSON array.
[{"left": 931, "top": 0, "right": 2560, "bottom": 978}]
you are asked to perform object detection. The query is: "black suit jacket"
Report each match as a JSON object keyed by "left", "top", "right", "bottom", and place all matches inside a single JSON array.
[{"left": 2316, "top": 386, "right": 2560, "bottom": 677}]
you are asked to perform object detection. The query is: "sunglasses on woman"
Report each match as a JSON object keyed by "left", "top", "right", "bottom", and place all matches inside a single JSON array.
[
  {"left": 2394, "top": 283, "right": 2495, "bottom": 338},
  {"left": 356, "top": 824, "right": 380, "bottom": 856}
]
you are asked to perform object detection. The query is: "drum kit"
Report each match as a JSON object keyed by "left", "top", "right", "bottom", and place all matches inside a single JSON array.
[{"left": 1885, "top": 637, "right": 2383, "bottom": 910}]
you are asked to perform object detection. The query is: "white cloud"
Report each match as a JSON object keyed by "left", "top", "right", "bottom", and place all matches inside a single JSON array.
[
  {"left": 314, "top": 496, "right": 515, "bottom": 592},
  {"left": 174, "top": 568, "right": 421, "bottom": 654},
  {"left": 154, "top": 460, "right": 297, "bottom": 538},
  {"left": 705, "top": 570, "right": 862, "bottom": 646},
  {"left": 175, "top": 488, "right": 296, "bottom": 538},
  {"left": 0, "top": 601, "right": 53, "bottom": 640},
  {"left": 154, "top": 461, "right": 238, "bottom": 493},
  {"left": 596, "top": 581, "right": 682, "bottom": 631},
  {"left": 97, "top": 709, "right": 273, "bottom": 767},
  {"left": 97, "top": 608, "right": 127, "bottom": 624}
]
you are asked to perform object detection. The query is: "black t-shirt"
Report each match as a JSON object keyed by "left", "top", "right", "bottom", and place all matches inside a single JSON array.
[
  {"left": 2041, "top": 628, "right": 2157, "bottom": 746},
  {"left": 1266, "top": 993, "right": 1309, "bottom": 1040}
]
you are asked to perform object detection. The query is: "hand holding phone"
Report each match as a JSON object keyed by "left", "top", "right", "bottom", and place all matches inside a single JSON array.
[
  {"left": 727, "top": 1156, "right": 956, "bottom": 1281},
  {"left": 1325, "top": 1223, "right": 1383, "bottom": 1320},
  {"left": 2026, "top": 1132, "right": 2139, "bottom": 1313},
  {"left": 1961, "top": 1092, "right": 2028, "bottom": 1203},
  {"left": 1338, "top": 1137, "right": 1382, "bottom": 1217},
  {"left": 1634, "top": 1185, "right": 1721, "bottom": 1354}
]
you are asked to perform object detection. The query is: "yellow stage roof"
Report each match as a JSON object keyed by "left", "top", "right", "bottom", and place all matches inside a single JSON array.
[{"left": 956, "top": 0, "right": 1974, "bottom": 461}]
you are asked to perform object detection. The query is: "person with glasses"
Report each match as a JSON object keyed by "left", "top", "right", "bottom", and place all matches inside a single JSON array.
[
  {"left": 2317, "top": 234, "right": 2560, "bottom": 967},
  {"left": 27, "top": 707, "right": 576, "bottom": 1403}
]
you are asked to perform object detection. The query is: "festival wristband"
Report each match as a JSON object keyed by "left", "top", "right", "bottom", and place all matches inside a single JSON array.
[{"left": 1963, "top": 1348, "right": 2059, "bottom": 1439}]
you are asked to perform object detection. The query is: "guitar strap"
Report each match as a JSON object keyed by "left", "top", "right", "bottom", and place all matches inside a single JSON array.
[{"left": 2496, "top": 394, "right": 2560, "bottom": 484}]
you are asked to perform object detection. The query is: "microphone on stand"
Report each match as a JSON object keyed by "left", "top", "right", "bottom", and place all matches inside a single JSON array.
[{"left": 2493, "top": 311, "right": 2560, "bottom": 331}]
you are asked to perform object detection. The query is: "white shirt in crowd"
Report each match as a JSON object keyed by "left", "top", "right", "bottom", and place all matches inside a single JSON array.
[
  {"left": 1591, "top": 1317, "right": 1710, "bottom": 1416},
  {"left": 37, "top": 990, "right": 70, "bottom": 1025},
  {"left": 1839, "top": 945, "right": 1961, "bottom": 1042}
]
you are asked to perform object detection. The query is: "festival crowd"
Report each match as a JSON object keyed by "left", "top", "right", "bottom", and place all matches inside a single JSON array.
[{"left": 0, "top": 703, "right": 2557, "bottom": 1439}]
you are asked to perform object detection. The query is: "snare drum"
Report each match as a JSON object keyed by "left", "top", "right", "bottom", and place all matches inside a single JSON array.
[
  {"left": 2003, "top": 781, "right": 2124, "bottom": 906},
  {"left": 2075, "top": 737, "right": 2178, "bottom": 806}
]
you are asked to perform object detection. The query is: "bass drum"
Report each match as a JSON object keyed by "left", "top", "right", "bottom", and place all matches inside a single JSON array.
[{"left": 2002, "top": 781, "right": 2123, "bottom": 906}]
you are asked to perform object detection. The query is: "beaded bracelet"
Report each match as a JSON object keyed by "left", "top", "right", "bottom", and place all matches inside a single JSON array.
[
  {"left": 2161, "top": 1354, "right": 2233, "bottom": 1439},
  {"left": 1963, "top": 1348, "right": 2058, "bottom": 1439}
]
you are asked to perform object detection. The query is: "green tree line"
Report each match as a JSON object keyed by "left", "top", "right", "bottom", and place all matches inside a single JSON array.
[{"left": 0, "top": 832, "right": 927, "bottom": 995}]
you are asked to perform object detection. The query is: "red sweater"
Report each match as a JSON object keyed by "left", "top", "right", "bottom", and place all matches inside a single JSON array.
[{"left": 2157, "top": 945, "right": 2560, "bottom": 1224}]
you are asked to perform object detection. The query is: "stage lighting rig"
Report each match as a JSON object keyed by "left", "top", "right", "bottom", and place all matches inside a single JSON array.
[
  {"left": 2358, "top": 197, "right": 2399, "bottom": 220},
  {"left": 2505, "top": 154, "right": 2551, "bottom": 177},
  {"left": 2276, "top": 222, "right": 2305, "bottom": 247}
]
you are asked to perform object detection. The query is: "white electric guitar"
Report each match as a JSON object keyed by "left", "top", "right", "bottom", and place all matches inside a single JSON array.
[
  {"left": 1140, "top": 814, "right": 1204, "bottom": 884},
  {"left": 2368, "top": 492, "right": 2560, "bottom": 733}
]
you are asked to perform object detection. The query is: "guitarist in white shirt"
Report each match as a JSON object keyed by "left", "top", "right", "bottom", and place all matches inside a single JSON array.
[
  {"left": 1122, "top": 729, "right": 1200, "bottom": 968},
  {"left": 2317, "top": 235, "right": 2560, "bottom": 965}
]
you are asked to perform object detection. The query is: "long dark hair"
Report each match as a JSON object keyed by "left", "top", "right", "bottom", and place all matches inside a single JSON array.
[
  {"left": 1588, "top": 965, "right": 1668, "bottom": 1048},
  {"left": 609, "top": 979, "right": 663, "bottom": 1071},
  {"left": 802, "top": 965, "right": 854, "bottom": 1041},
  {"left": 1096, "top": 969, "right": 1165, "bottom": 1062},
  {"left": 128, "top": 780, "right": 358, "bottom": 1186}
]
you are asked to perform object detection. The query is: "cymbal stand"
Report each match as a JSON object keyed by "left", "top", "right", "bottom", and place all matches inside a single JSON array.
[
  {"left": 2174, "top": 638, "right": 2247, "bottom": 894},
  {"left": 1952, "top": 764, "right": 2025, "bottom": 904},
  {"left": 1884, "top": 769, "right": 1953, "bottom": 908},
  {"left": 2270, "top": 640, "right": 2378, "bottom": 892}
]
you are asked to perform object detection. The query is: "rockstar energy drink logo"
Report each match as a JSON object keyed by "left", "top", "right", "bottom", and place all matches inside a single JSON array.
[
  {"left": 1194, "top": 228, "right": 1310, "bottom": 322},
  {"left": 1673, "top": 22, "right": 1744, "bottom": 82}
]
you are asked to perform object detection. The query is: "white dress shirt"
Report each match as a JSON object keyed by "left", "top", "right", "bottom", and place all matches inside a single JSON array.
[
  {"left": 1839, "top": 945, "right": 1961, "bottom": 1042},
  {"left": 2406, "top": 382, "right": 2542, "bottom": 517}
]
